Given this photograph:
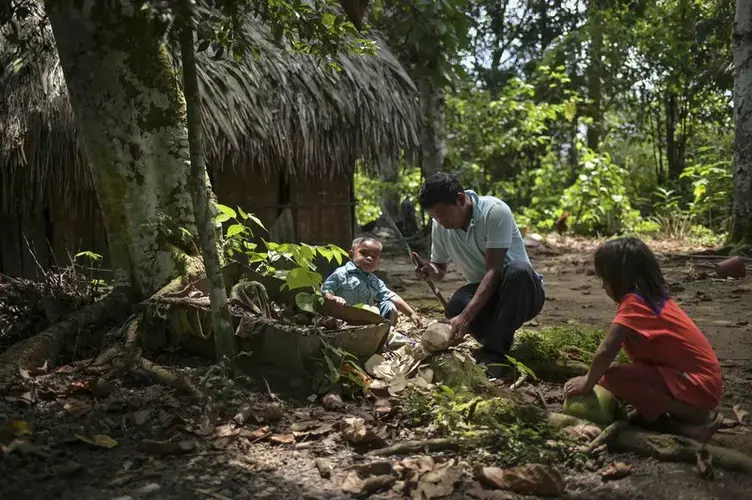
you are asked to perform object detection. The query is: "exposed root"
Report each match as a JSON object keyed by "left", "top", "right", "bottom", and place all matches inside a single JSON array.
[
  {"left": 551, "top": 414, "right": 752, "bottom": 474},
  {"left": 0, "top": 288, "right": 134, "bottom": 391},
  {"left": 365, "top": 438, "right": 459, "bottom": 457},
  {"left": 611, "top": 426, "right": 752, "bottom": 474},
  {"left": 135, "top": 357, "right": 204, "bottom": 400}
]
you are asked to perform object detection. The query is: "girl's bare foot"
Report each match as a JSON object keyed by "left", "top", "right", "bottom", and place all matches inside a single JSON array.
[{"left": 672, "top": 412, "right": 723, "bottom": 442}]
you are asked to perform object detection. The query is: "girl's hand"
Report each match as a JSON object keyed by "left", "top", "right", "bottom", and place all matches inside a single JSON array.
[
  {"left": 331, "top": 296, "right": 346, "bottom": 307},
  {"left": 564, "top": 376, "right": 592, "bottom": 397}
]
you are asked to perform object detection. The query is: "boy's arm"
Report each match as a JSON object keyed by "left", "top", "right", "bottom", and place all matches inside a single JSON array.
[
  {"left": 321, "top": 272, "right": 345, "bottom": 304},
  {"left": 568, "top": 323, "right": 628, "bottom": 394},
  {"left": 391, "top": 294, "right": 421, "bottom": 324}
]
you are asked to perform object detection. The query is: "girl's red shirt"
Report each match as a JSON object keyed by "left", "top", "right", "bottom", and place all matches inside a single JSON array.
[{"left": 612, "top": 293, "right": 722, "bottom": 408}]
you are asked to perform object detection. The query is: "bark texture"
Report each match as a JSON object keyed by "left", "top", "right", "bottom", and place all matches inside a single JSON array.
[
  {"left": 732, "top": 0, "right": 752, "bottom": 245},
  {"left": 45, "top": 0, "right": 198, "bottom": 297},
  {"left": 418, "top": 76, "right": 447, "bottom": 178},
  {"left": 586, "top": 0, "right": 604, "bottom": 151},
  {"left": 179, "top": 4, "right": 236, "bottom": 361}
]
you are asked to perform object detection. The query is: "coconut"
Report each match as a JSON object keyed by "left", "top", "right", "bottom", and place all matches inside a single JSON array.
[
  {"left": 421, "top": 322, "right": 453, "bottom": 353},
  {"left": 562, "top": 385, "right": 619, "bottom": 426}
]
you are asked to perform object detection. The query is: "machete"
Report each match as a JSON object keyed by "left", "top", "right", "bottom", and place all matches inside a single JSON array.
[{"left": 379, "top": 202, "right": 448, "bottom": 311}]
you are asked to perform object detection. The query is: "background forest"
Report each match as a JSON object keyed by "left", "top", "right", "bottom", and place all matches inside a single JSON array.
[{"left": 356, "top": 0, "right": 736, "bottom": 246}]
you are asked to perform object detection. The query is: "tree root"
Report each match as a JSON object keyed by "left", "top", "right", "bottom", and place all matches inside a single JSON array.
[
  {"left": 550, "top": 414, "right": 752, "bottom": 474},
  {"left": 0, "top": 288, "right": 134, "bottom": 391},
  {"left": 611, "top": 427, "right": 752, "bottom": 474},
  {"left": 365, "top": 438, "right": 459, "bottom": 457},
  {"left": 135, "top": 357, "right": 204, "bottom": 400}
]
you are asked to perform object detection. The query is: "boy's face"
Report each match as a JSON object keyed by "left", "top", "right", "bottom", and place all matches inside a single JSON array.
[{"left": 350, "top": 240, "right": 382, "bottom": 273}]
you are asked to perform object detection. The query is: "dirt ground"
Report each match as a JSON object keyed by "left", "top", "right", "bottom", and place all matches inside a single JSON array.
[{"left": 1, "top": 235, "right": 751, "bottom": 499}]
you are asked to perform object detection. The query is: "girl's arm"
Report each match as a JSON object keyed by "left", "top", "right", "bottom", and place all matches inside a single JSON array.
[
  {"left": 566, "top": 323, "right": 629, "bottom": 395},
  {"left": 584, "top": 322, "right": 629, "bottom": 389}
]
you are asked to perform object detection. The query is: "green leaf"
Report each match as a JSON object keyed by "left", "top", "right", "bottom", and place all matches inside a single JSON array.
[
  {"left": 215, "top": 213, "right": 232, "bottom": 224},
  {"left": 248, "top": 214, "right": 267, "bottom": 232},
  {"left": 238, "top": 206, "right": 249, "bottom": 220},
  {"left": 285, "top": 268, "right": 323, "bottom": 290},
  {"left": 75, "top": 251, "right": 103, "bottom": 262},
  {"left": 295, "top": 292, "right": 322, "bottom": 313},
  {"left": 216, "top": 204, "right": 237, "bottom": 219},
  {"left": 226, "top": 224, "right": 246, "bottom": 238}
]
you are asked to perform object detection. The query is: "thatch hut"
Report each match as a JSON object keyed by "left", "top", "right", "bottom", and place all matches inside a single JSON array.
[{"left": 0, "top": 8, "right": 420, "bottom": 278}]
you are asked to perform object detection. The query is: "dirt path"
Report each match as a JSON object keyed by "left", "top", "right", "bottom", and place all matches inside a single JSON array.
[{"left": 2, "top": 236, "right": 751, "bottom": 499}]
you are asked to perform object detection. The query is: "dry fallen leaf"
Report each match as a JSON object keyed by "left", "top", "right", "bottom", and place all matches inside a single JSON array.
[
  {"left": 315, "top": 458, "right": 333, "bottom": 479},
  {"left": 74, "top": 433, "right": 119, "bottom": 449},
  {"left": 4, "top": 439, "right": 50, "bottom": 458},
  {"left": 733, "top": 403, "right": 750, "bottom": 426},
  {"left": 322, "top": 393, "right": 345, "bottom": 411},
  {"left": 290, "top": 421, "right": 335, "bottom": 439},
  {"left": 140, "top": 438, "right": 196, "bottom": 455},
  {"left": 6, "top": 420, "right": 32, "bottom": 436},
  {"left": 238, "top": 426, "right": 270, "bottom": 441},
  {"left": 66, "top": 380, "right": 93, "bottom": 396},
  {"left": 269, "top": 433, "right": 295, "bottom": 445},
  {"left": 62, "top": 398, "right": 93, "bottom": 418},
  {"left": 374, "top": 398, "right": 393, "bottom": 418},
  {"left": 132, "top": 409, "right": 153, "bottom": 426},
  {"left": 342, "top": 461, "right": 395, "bottom": 495},
  {"left": 599, "top": 461, "right": 632, "bottom": 481},
  {"left": 465, "top": 488, "right": 517, "bottom": 500},
  {"left": 479, "top": 464, "right": 565, "bottom": 496},
  {"left": 18, "top": 367, "right": 31, "bottom": 380},
  {"left": 696, "top": 447, "right": 714, "bottom": 480},
  {"left": 341, "top": 417, "right": 385, "bottom": 445},
  {"left": 563, "top": 423, "right": 602, "bottom": 442},
  {"left": 263, "top": 403, "right": 284, "bottom": 423},
  {"left": 411, "top": 459, "right": 462, "bottom": 499}
]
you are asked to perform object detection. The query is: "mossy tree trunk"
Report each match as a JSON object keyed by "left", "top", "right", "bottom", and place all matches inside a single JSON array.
[
  {"left": 731, "top": 0, "right": 752, "bottom": 246},
  {"left": 418, "top": 76, "right": 447, "bottom": 179},
  {"left": 45, "top": 0, "right": 201, "bottom": 298}
]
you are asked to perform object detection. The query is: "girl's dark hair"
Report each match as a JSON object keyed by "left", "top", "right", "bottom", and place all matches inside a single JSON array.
[{"left": 594, "top": 237, "right": 668, "bottom": 309}]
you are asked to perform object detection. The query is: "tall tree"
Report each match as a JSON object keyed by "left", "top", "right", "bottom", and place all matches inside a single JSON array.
[
  {"left": 374, "top": 0, "right": 470, "bottom": 178},
  {"left": 731, "top": 0, "right": 752, "bottom": 245}
]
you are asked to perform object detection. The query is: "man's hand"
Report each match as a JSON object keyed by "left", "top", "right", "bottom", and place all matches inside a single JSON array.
[
  {"left": 409, "top": 313, "right": 423, "bottom": 328},
  {"left": 449, "top": 314, "right": 470, "bottom": 344},
  {"left": 563, "top": 376, "right": 593, "bottom": 397}
]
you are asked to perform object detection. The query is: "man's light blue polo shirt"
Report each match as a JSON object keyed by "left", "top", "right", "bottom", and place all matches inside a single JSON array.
[{"left": 430, "top": 190, "right": 532, "bottom": 284}]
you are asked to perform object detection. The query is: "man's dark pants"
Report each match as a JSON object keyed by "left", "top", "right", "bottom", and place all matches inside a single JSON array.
[{"left": 445, "top": 260, "right": 545, "bottom": 362}]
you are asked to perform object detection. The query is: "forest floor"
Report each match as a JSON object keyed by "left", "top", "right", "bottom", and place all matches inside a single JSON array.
[{"left": 1, "top": 235, "right": 751, "bottom": 499}]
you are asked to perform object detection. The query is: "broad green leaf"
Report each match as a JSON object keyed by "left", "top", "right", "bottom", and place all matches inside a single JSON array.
[
  {"left": 216, "top": 204, "right": 237, "bottom": 219},
  {"left": 238, "top": 206, "right": 249, "bottom": 220},
  {"left": 295, "top": 292, "right": 321, "bottom": 313},
  {"left": 226, "top": 224, "right": 246, "bottom": 238}
]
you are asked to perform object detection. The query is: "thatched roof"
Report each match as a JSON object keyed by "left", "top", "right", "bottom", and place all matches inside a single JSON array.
[{"left": 0, "top": 6, "right": 421, "bottom": 215}]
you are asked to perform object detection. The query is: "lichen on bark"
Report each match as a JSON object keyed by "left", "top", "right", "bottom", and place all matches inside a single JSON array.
[{"left": 46, "top": 0, "right": 201, "bottom": 297}]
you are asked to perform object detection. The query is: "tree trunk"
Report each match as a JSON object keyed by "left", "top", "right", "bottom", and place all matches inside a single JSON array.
[
  {"left": 45, "top": 0, "right": 198, "bottom": 298},
  {"left": 586, "top": 0, "right": 604, "bottom": 151},
  {"left": 731, "top": 0, "right": 752, "bottom": 245},
  {"left": 379, "top": 157, "right": 401, "bottom": 224},
  {"left": 179, "top": 3, "right": 236, "bottom": 361},
  {"left": 418, "top": 76, "right": 447, "bottom": 178}
]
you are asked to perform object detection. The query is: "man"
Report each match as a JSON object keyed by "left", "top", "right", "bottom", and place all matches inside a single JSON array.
[{"left": 415, "top": 172, "right": 545, "bottom": 374}]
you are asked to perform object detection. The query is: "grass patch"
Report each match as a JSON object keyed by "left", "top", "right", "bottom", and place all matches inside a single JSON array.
[
  {"left": 511, "top": 321, "right": 629, "bottom": 365},
  {"left": 400, "top": 385, "right": 587, "bottom": 468}
]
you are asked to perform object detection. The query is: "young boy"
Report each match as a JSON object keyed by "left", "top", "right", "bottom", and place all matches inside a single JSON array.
[{"left": 322, "top": 236, "right": 422, "bottom": 327}]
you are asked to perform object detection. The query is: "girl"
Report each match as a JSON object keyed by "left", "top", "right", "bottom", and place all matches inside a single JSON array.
[{"left": 564, "top": 237, "right": 723, "bottom": 441}]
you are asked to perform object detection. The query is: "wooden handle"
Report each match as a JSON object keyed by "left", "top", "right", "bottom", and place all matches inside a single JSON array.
[{"left": 411, "top": 252, "right": 447, "bottom": 311}]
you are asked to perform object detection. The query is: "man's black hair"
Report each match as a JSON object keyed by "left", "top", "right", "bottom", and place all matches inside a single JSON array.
[
  {"left": 594, "top": 237, "right": 668, "bottom": 310},
  {"left": 418, "top": 172, "right": 465, "bottom": 209}
]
